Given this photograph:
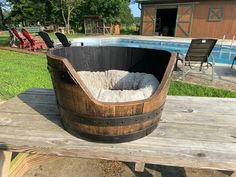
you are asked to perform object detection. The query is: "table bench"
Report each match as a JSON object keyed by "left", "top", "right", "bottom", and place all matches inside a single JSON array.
[{"left": 0, "top": 88, "right": 236, "bottom": 177}]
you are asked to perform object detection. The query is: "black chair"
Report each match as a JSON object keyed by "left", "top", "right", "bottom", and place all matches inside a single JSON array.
[
  {"left": 55, "top": 32, "right": 84, "bottom": 47},
  {"left": 55, "top": 32, "right": 71, "bottom": 47},
  {"left": 176, "top": 38, "right": 217, "bottom": 80},
  {"left": 38, "top": 31, "right": 54, "bottom": 49},
  {"left": 231, "top": 57, "right": 236, "bottom": 68}
]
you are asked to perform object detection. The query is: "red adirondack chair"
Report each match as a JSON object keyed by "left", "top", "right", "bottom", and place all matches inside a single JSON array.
[
  {"left": 21, "top": 28, "right": 46, "bottom": 50},
  {"left": 10, "top": 28, "right": 30, "bottom": 49}
]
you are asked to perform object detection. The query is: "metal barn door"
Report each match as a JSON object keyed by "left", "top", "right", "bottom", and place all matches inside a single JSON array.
[
  {"left": 175, "top": 5, "right": 194, "bottom": 37},
  {"left": 141, "top": 7, "right": 156, "bottom": 36}
]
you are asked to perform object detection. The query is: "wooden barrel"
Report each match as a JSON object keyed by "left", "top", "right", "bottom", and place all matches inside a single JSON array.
[{"left": 47, "top": 46, "right": 176, "bottom": 143}]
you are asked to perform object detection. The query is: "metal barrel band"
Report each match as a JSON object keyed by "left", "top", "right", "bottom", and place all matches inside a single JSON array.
[
  {"left": 62, "top": 121, "right": 158, "bottom": 143},
  {"left": 59, "top": 104, "right": 164, "bottom": 126}
]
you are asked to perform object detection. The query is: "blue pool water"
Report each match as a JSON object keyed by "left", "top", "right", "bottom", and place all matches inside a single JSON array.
[{"left": 73, "top": 38, "right": 236, "bottom": 64}]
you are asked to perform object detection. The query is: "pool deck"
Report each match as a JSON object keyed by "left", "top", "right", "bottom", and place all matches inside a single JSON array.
[
  {"left": 173, "top": 63, "right": 236, "bottom": 92},
  {"left": 71, "top": 35, "right": 236, "bottom": 46}
]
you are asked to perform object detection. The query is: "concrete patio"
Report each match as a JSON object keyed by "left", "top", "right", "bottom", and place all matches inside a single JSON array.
[{"left": 173, "top": 63, "right": 236, "bottom": 92}]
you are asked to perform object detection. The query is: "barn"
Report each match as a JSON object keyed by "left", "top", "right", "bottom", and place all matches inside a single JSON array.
[{"left": 138, "top": 0, "right": 236, "bottom": 39}]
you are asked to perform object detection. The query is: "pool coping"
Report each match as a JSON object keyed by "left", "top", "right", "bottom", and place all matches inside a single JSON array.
[{"left": 71, "top": 35, "right": 236, "bottom": 47}]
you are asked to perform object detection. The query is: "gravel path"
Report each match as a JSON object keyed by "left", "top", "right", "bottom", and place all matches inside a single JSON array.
[
  {"left": 0, "top": 99, "right": 5, "bottom": 105},
  {"left": 23, "top": 158, "right": 232, "bottom": 177}
]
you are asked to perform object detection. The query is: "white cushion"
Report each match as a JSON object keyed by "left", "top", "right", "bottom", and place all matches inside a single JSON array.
[{"left": 77, "top": 70, "right": 159, "bottom": 102}]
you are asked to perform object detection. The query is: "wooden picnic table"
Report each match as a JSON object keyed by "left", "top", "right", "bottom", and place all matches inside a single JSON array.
[{"left": 0, "top": 88, "right": 236, "bottom": 177}]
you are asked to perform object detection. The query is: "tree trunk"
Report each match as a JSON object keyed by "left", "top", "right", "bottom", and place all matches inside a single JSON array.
[
  {"left": 67, "top": 8, "right": 70, "bottom": 34},
  {"left": 61, "top": 0, "right": 76, "bottom": 34},
  {"left": 61, "top": 0, "right": 67, "bottom": 33},
  {"left": 0, "top": 6, "right": 5, "bottom": 29}
]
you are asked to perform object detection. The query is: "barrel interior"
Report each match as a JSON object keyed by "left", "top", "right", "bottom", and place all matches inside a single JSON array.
[{"left": 52, "top": 46, "right": 171, "bottom": 82}]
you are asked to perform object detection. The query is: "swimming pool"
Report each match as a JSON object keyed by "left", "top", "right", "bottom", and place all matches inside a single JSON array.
[{"left": 73, "top": 38, "right": 236, "bottom": 64}]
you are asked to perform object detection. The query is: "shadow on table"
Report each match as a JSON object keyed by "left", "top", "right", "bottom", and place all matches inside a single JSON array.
[
  {"left": 17, "top": 89, "right": 63, "bottom": 128},
  {"left": 221, "top": 171, "right": 235, "bottom": 176},
  {"left": 124, "top": 162, "right": 187, "bottom": 177},
  {"left": 124, "top": 162, "right": 236, "bottom": 177}
]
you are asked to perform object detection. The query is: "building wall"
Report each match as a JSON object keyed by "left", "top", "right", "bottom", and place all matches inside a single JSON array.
[
  {"left": 191, "top": 1, "right": 236, "bottom": 39},
  {"left": 140, "top": 1, "right": 236, "bottom": 39}
]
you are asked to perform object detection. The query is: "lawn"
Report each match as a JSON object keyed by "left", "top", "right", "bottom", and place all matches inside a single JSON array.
[
  {"left": 0, "top": 49, "right": 236, "bottom": 100},
  {"left": 48, "top": 32, "right": 85, "bottom": 40},
  {"left": 0, "top": 49, "right": 52, "bottom": 99},
  {"left": 0, "top": 31, "right": 10, "bottom": 46},
  {"left": 169, "top": 81, "right": 236, "bottom": 98}
]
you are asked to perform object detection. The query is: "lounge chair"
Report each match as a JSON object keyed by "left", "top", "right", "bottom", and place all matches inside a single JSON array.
[
  {"left": 38, "top": 31, "right": 54, "bottom": 49},
  {"left": 8, "top": 29, "right": 17, "bottom": 47},
  {"left": 175, "top": 38, "right": 217, "bottom": 80},
  {"left": 10, "top": 28, "right": 30, "bottom": 49},
  {"left": 55, "top": 32, "right": 84, "bottom": 47},
  {"left": 55, "top": 32, "right": 71, "bottom": 47},
  {"left": 231, "top": 57, "right": 236, "bottom": 68},
  {"left": 21, "top": 28, "right": 46, "bottom": 50}
]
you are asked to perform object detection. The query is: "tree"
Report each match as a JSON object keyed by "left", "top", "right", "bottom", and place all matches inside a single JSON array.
[
  {"left": 60, "top": 0, "right": 83, "bottom": 33},
  {"left": 45, "top": 0, "right": 63, "bottom": 26},
  {"left": 119, "top": 0, "right": 134, "bottom": 24},
  {"left": 78, "top": 0, "right": 134, "bottom": 24},
  {"left": 0, "top": 0, "right": 10, "bottom": 29},
  {"left": 8, "top": 0, "right": 46, "bottom": 26},
  {"left": 6, "top": 0, "right": 134, "bottom": 32},
  {"left": 0, "top": 6, "right": 4, "bottom": 28}
]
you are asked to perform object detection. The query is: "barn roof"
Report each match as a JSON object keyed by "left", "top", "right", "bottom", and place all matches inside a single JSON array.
[
  {"left": 136, "top": 0, "right": 195, "bottom": 2},
  {"left": 136, "top": 0, "right": 229, "bottom": 3}
]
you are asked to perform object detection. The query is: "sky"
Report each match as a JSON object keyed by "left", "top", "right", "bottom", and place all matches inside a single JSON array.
[{"left": 129, "top": 3, "right": 141, "bottom": 17}]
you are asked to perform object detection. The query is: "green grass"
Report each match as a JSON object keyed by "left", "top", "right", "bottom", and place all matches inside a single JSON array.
[
  {"left": 0, "top": 32, "right": 10, "bottom": 46},
  {"left": 0, "top": 49, "right": 52, "bottom": 99},
  {"left": 120, "top": 25, "right": 139, "bottom": 35},
  {"left": 48, "top": 32, "right": 85, "bottom": 40},
  {"left": 0, "top": 49, "right": 235, "bottom": 100},
  {"left": 169, "top": 81, "right": 236, "bottom": 98}
]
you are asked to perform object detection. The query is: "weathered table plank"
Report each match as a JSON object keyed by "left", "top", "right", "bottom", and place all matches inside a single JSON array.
[{"left": 0, "top": 88, "right": 236, "bottom": 171}]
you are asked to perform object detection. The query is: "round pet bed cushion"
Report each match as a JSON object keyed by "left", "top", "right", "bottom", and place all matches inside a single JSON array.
[{"left": 77, "top": 70, "right": 159, "bottom": 102}]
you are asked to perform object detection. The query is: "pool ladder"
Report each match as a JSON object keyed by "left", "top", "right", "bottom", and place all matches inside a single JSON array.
[
  {"left": 220, "top": 35, "right": 235, "bottom": 49},
  {"left": 231, "top": 35, "right": 235, "bottom": 49},
  {"left": 219, "top": 35, "right": 235, "bottom": 62},
  {"left": 220, "top": 35, "right": 235, "bottom": 52}
]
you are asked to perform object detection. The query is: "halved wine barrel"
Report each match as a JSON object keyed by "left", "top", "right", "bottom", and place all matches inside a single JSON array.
[{"left": 47, "top": 46, "right": 176, "bottom": 143}]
